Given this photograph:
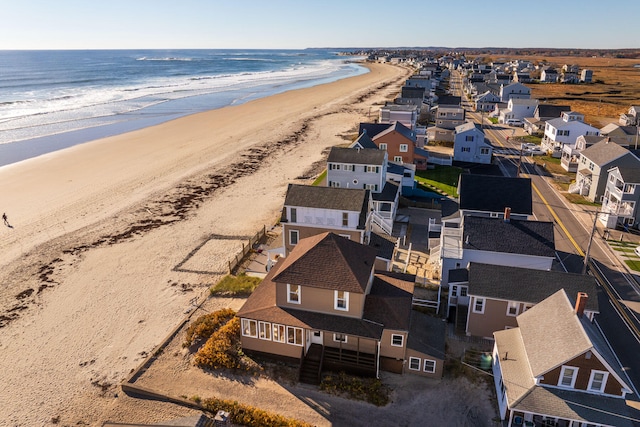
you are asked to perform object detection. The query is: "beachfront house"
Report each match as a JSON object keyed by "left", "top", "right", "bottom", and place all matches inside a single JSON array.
[
  {"left": 237, "top": 232, "right": 446, "bottom": 384},
  {"left": 493, "top": 289, "right": 635, "bottom": 427},
  {"left": 360, "top": 121, "right": 429, "bottom": 171},
  {"left": 463, "top": 263, "right": 598, "bottom": 339},
  {"left": 600, "top": 165, "right": 640, "bottom": 230},
  {"left": 379, "top": 104, "right": 419, "bottom": 130},
  {"left": 452, "top": 122, "right": 492, "bottom": 164}
]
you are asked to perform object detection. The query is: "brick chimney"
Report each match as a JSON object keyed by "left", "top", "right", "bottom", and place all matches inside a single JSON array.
[
  {"left": 504, "top": 207, "right": 511, "bottom": 222},
  {"left": 575, "top": 292, "right": 588, "bottom": 317}
]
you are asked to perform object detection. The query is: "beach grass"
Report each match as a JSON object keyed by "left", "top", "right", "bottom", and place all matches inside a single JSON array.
[{"left": 210, "top": 274, "right": 261, "bottom": 297}]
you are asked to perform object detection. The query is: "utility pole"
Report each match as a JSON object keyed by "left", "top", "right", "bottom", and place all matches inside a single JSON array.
[
  {"left": 517, "top": 144, "right": 523, "bottom": 177},
  {"left": 582, "top": 211, "right": 600, "bottom": 274}
]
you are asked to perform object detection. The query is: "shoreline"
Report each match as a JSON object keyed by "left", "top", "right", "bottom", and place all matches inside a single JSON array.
[{"left": 0, "top": 61, "right": 412, "bottom": 425}]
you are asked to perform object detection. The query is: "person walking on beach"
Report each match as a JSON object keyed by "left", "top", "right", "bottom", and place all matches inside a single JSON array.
[{"left": 2, "top": 212, "right": 8, "bottom": 227}]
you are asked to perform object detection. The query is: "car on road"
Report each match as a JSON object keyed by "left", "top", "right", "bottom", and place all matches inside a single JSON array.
[{"left": 505, "top": 119, "right": 523, "bottom": 127}]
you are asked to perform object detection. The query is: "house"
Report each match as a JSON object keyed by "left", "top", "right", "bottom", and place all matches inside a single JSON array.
[
  {"left": 492, "top": 289, "right": 635, "bottom": 427},
  {"left": 498, "top": 98, "right": 538, "bottom": 124},
  {"left": 600, "top": 165, "right": 640, "bottom": 229},
  {"left": 379, "top": 103, "right": 419, "bottom": 130},
  {"left": 562, "top": 133, "right": 631, "bottom": 173},
  {"left": 327, "top": 147, "right": 387, "bottom": 193},
  {"left": 474, "top": 90, "right": 500, "bottom": 112},
  {"left": 368, "top": 122, "right": 428, "bottom": 170},
  {"left": 539, "top": 67, "right": 559, "bottom": 83},
  {"left": 619, "top": 105, "right": 640, "bottom": 126},
  {"left": 426, "top": 126, "right": 455, "bottom": 144},
  {"left": 434, "top": 105, "right": 465, "bottom": 130},
  {"left": 237, "top": 232, "right": 446, "bottom": 382},
  {"left": 523, "top": 104, "right": 571, "bottom": 136},
  {"left": 435, "top": 215, "right": 555, "bottom": 288},
  {"left": 455, "top": 174, "right": 533, "bottom": 220},
  {"left": 541, "top": 111, "right": 600, "bottom": 157},
  {"left": 600, "top": 123, "right": 639, "bottom": 145},
  {"left": 452, "top": 122, "right": 492, "bottom": 164},
  {"left": 569, "top": 140, "right": 638, "bottom": 202},
  {"left": 499, "top": 82, "right": 531, "bottom": 102},
  {"left": 580, "top": 68, "right": 593, "bottom": 83},
  {"left": 463, "top": 263, "right": 599, "bottom": 339}
]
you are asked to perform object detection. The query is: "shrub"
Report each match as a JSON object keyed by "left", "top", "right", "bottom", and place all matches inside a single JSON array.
[
  {"left": 210, "top": 273, "right": 261, "bottom": 297},
  {"left": 319, "top": 371, "right": 390, "bottom": 406},
  {"left": 200, "top": 396, "right": 313, "bottom": 427},
  {"left": 183, "top": 308, "right": 236, "bottom": 348},
  {"left": 194, "top": 317, "right": 243, "bottom": 369}
]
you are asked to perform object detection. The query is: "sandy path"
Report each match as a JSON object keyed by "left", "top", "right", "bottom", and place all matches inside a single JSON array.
[{"left": 0, "top": 62, "right": 411, "bottom": 426}]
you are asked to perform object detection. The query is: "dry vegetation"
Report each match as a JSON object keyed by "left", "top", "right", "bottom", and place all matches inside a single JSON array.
[{"left": 490, "top": 55, "right": 640, "bottom": 127}]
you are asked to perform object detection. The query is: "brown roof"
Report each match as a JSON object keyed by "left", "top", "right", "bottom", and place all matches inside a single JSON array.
[
  {"left": 363, "top": 271, "right": 415, "bottom": 330},
  {"left": 273, "top": 232, "right": 377, "bottom": 293}
]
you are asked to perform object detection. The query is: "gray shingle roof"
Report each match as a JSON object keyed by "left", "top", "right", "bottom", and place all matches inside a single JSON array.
[
  {"left": 328, "top": 146, "right": 385, "bottom": 165},
  {"left": 368, "top": 231, "right": 397, "bottom": 260},
  {"left": 359, "top": 123, "right": 394, "bottom": 139},
  {"left": 580, "top": 140, "right": 630, "bottom": 166},
  {"left": 616, "top": 164, "right": 640, "bottom": 183},
  {"left": 407, "top": 311, "right": 446, "bottom": 360},
  {"left": 373, "top": 121, "right": 417, "bottom": 142},
  {"left": 458, "top": 174, "right": 532, "bottom": 216},
  {"left": 283, "top": 184, "right": 368, "bottom": 212},
  {"left": 371, "top": 180, "right": 399, "bottom": 203},
  {"left": 351, "top": 132, "right": 378, "bottom": 149},
  {"left": 463, "top": 216, "right": 555, "bottom": 257},
  {"left": 467, "top": 263, "right": 598, "bottom": 311}
]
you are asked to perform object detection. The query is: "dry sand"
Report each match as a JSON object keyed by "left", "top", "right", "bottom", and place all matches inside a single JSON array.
[{"left": 0, "top": 62, "right": 413, "bottom": 426}]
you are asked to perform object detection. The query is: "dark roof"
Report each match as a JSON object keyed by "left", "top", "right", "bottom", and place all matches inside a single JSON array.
[
  {"left": 407, "top": 311, "right": 446, "bottom": 360},
  {"left": 437, "top": 95, "right": 461, "bottom": 106},
  {"left": 363, "top": 271, "right": 415, "bottom": 330},
  {"left": 273, "top": 233, "right": 377, "bottom": 293},
  {"left": 463, "top": 216, "right": 555, "bottom": 258},
  {"left": 351, "top": 132, "right": 378, "bottom": 149},
  {"left": 372, "top": 121, "right": 416, "bottom": 142},
  {"left": 283, "top": 184, "right": 368, "bottom": 212},
  {"left": 414, "top": 147, "right": 430, "bottom": 159},
  {"left": 458, "top": 174, "right": 532, "bottom": 215},
  {"left": 368, "top": 231, "right": 397, "bottom": 260},
  {"left": 536, "top": 104, "right": 571, "bottom": 119},
  {"left": 401, "top": 86, "right": 426, "bottom": 99},
  {"left": 440, "top": 198, "right": 460, "bottom": 218},
  {"left": 448, "top": 268, "right": 469, "bottom": 284},
  {"left": 359, "top": 123, "right": 394, "bottom": 139},
  {"left": 616, "top": 164, "right": 640, "bottom": 184},
  {"left": 371, "top": 180, "right": 399, "bottom": 203},
  {"left": 467, "top": 263, "right": 599, "bottom": 311},
  {"left": 328, "top": 146, "right": 386, "bottom": 165}
]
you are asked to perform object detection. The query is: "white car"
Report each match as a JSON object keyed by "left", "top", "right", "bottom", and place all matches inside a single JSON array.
[{"left": 505, "top": 119, "right": 523, "bottom": 127}]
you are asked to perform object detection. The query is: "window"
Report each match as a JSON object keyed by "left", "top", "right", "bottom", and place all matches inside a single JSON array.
[
  {"left": 365, "top": 183, "right": 378, "bottom": 191},
  {"left": 588, "top": 370, "right": 609, "bottom": 393},
  {"left": 507, "top": 301, "right": 519, "bottom": 317},
  {"left": 379, "top": 143, "right": 387, "bottom": 151},
  {"left": 335, "top": 290, "right": 349, "bottom": 311},
  {"left": 394, "top": 156, "right": 403, "bottom": 163},
  {"left": 624, "top": 184, "right": 635, "bottom": 193},
  {"left": 460, "top": 287, "right": 467, "bottom": 297},
  {"left": 423, "top": 359, "right": 436, "bottom": 373},
  {"left": 559, "top": 366, "right": 579, "bottom": 388},
  {"left": 391, "top": 334, "right": 404, "bottom": 347},
  {"left": 365, "top": 165, "right": 380, "bottom": 173},
  {"left": 272, "top": 324, "right": 286, "bottom": 343},
  {"left": 333, "top": 333, "right": 348, "bottom": 343},
  {"left": 399, "top": 144, "right": 408, "bottom": 152},
  {"left": 289, "top": 229, "right": 299, "bottom": 246},
  {"left": 465, "top": 135, "right": 474, "bottom": 142},
  {"left": 342, "top": 212, "right": 349, "bottom": 227},
  {"left": 287, "top": 326, "right": 303, "bottom": 346},
  {"left": 480, "top": 147, "right": 490, "bottom": 155},
  {"left": 241, "top": 319, "right": 257, "bottom": 338},
  {"left": 450, "top": 285, "right": 457, "bottom": 297},
  {"left": 461, "top": 147, "right": 471, "bottom": 152},
  {"left": 329, "top": 181, "right": 340, "bottom": 188},
  {"left": 473, "top": 297, "right": 485, "bottom": 314},
  {"left": 409, "top": 357, "right": 421, "bottom": 371},
  {"left": 287, "top": 284, "right": 300, "bottom": 304},
  {"left": 258, "top": 321, "right": 271, "bottom": 340},
  {"left": 290, "top": 208, "right": 297, "bottom": 223}
]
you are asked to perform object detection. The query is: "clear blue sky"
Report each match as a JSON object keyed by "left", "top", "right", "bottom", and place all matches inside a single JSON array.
[{"left": 1, "top": 0, "right": 637, "bottom": 50}]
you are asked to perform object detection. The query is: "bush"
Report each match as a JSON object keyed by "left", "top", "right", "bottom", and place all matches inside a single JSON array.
[
  {"left": 184, "top": 308, "right": 236, "bottom": 348},
  {"left": 194, "top": 317, "right": 244, "bottom": 369},
  {"left": 200, "top": 396, "right": 313, "bottom": 427},
  {"left": 210, "top": 273, "right": 261, "bottom": 297},
  {"left": 320, "top": 371, "right": 390, "bottom": 406}
]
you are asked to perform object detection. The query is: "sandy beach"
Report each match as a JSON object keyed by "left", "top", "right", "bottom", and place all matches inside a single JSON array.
[{"left": 0, "top": 62, "right": 411, "bottom": 426}]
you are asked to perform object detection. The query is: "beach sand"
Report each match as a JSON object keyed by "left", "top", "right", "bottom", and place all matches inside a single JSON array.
[{"left": 0, "top": 62, "right": 411, "bottom": 426}]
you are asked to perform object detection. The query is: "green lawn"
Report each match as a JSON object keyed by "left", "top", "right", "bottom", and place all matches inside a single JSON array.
[
  {"left": 312, "top": 169, "right": 327, "bottom": 186},
  {"left": 607, "top": 240, "right": 640, "bottom": 272},
  {"left": 415, "top": 165, "right": 462, "bottom": 197},
  {"left": 625, "top": 259, "right": 640, "bottom": 272}
]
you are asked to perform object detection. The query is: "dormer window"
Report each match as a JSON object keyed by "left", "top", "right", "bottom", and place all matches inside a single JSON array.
[
  {"left": 335, "top": 290, "right": 349, "bottom": 311},
  {"left": 588, "top": 370, "right": 609, "bottom": 393},
  {"left": 287, "top": 284, "right": 300, "bottom": 304},
  {"left": 559, "top": 366, "right": 579, "bottom": 388}
]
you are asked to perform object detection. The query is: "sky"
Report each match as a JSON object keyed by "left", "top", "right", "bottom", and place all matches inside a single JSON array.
[{"left": 0, "top": 0, "right": 638, "bottom": 50}]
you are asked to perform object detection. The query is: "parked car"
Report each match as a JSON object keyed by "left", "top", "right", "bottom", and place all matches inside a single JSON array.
[{"left": 505, "top": 119, "right": 523, "bottom": 127}]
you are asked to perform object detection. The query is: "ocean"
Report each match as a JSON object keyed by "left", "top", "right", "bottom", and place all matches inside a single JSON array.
[{"left": 0, "top": 49, "right": 366, "bottom": 167}]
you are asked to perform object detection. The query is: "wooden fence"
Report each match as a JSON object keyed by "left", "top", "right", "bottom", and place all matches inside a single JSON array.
[{"left": 228, "top": 225, "right": 268, "bottom": 274}]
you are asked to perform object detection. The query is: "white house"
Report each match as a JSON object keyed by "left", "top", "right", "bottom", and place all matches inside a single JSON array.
[
  {"left": 498, "top": 98, "right": 538, "bottom": 124},
  {"left": 453, "top": 122, "right": 492, "bottom": 164},
  {"left": 474, "top": 91, "right": 500, "bottom": 112},
  {"left": 499, "top": 82, "right": 531, "bottom": 102},
  {"left": 541, "top": 111, "right": 600, "bottom": 157}
]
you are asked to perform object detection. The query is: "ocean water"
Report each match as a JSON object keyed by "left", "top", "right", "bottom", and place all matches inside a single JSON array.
[{"left": 0, "top": 49, "right": 366, "bottom": 167}]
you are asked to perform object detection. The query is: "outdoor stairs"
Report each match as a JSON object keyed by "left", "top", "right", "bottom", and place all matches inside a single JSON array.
[{"left": 299, "top": 343, "right": 323, "bottom": 385}]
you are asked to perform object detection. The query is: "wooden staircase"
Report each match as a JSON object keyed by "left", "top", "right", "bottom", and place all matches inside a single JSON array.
[{"left": 299, "top": 344, "right": 323, "bottom": 385}]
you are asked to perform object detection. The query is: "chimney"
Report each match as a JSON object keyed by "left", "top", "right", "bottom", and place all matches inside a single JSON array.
[
  {"left": 575, "top": 292, "right": 588, "bottom": 317},
  {"left": 504, "top": 207, "right": 511, "bottom": 222}
]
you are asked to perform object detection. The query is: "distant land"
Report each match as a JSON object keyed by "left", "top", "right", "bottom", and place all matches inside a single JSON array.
[{"left": 337, "top": 47, "right": 640, "bottom": 59}]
